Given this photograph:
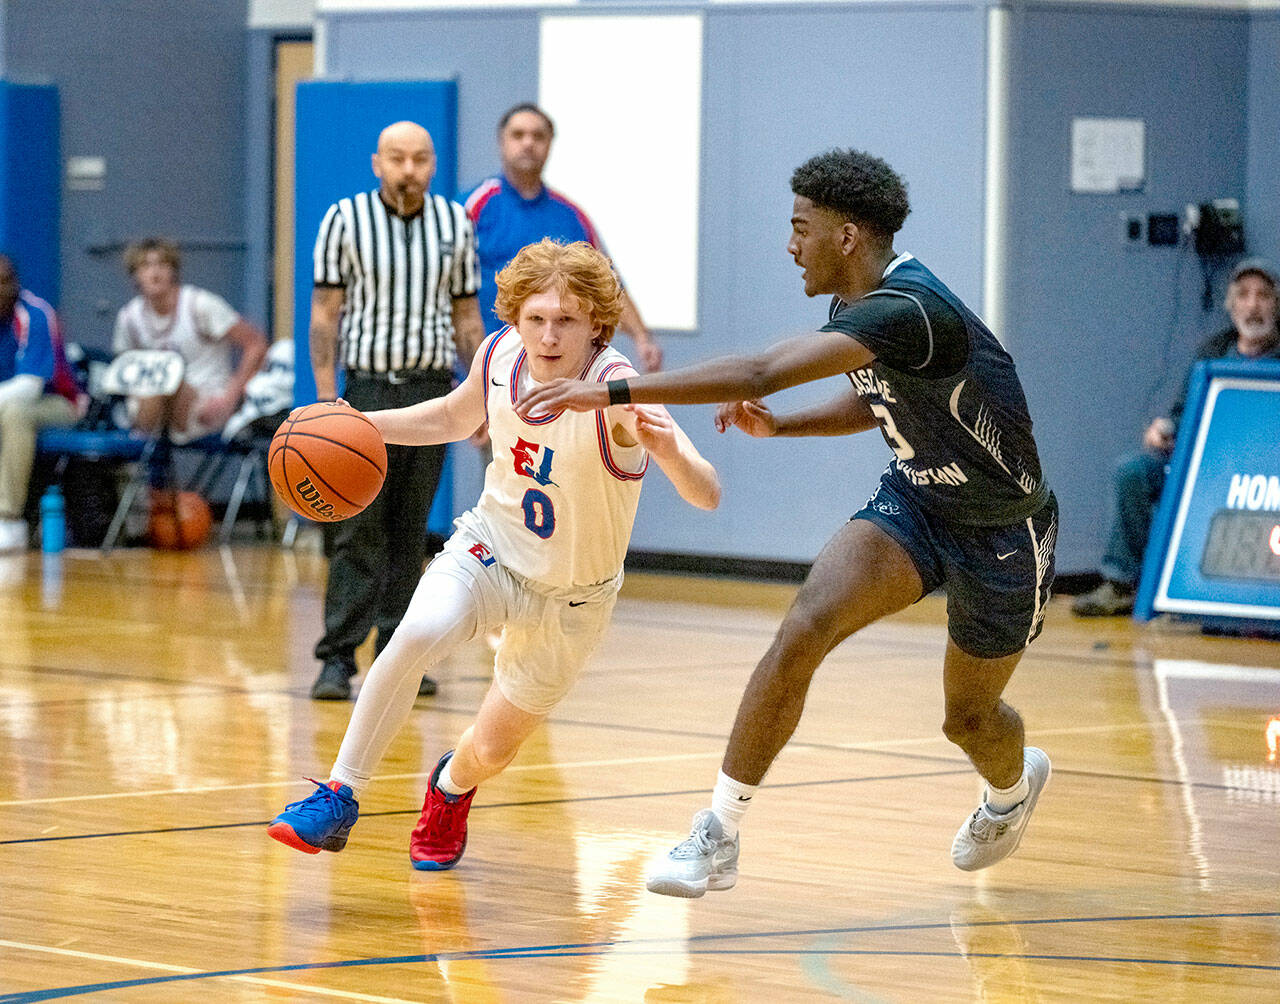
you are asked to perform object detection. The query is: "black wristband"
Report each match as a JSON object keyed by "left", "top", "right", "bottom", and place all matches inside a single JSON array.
[{"left": 606, "top": 379, "right": 631, "bottom": 406}]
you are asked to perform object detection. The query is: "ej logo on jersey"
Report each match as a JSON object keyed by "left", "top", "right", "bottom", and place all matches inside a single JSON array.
[
  {"left": 468, "top": 541, "right": 496, "bottom": 567},
  {"left": 512, "top": 437, "right": 557, "bottom": 487}
]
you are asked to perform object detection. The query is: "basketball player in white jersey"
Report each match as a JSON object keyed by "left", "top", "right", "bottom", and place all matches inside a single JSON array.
[
  {"left": 113, "top": 237, "right": 267, "bottom": 443},
  {"left": 268, "top": 239, "right": 720, "bottom": 868}
]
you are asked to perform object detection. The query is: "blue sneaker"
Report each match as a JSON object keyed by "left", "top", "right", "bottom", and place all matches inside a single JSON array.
[{"left": 267, "top": 779, "right": 359, "bottom": 854}]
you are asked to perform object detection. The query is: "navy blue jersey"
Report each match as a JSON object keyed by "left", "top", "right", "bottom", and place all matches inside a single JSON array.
[{"left": 822, "top": 254, "right": 1048, "bottom": 527}]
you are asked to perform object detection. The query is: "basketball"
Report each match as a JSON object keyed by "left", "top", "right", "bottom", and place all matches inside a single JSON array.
[
  {"left": 148, "top": 491, "right": 213, "bottom": 550},
  {"left": 268, "top": 402, "right": 387, "bottom": 521}
]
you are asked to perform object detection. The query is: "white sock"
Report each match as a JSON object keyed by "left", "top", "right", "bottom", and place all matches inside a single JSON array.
[
  {"left": 326, "top": 775, "right": 363, "bottom": 800},
  {"left": 436, "top": 755, "right": 472, "bottom": 796},
  {"left": 709, "top": 770, "right": 757, "bottom": 839},
  {"left": 985, "top": 771, "right": 1030, "bottom": 814}
]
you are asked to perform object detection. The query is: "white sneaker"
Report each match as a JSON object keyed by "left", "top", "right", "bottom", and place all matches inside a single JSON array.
[
  {"left": 0, "top": 518, "right": 27, "bottom": 553},
  {"left": 646, "top": 809, "right": 739, "bottom": 899},
  {"left": 952, "top": 747, "right": 1051, "bottom": 872}
]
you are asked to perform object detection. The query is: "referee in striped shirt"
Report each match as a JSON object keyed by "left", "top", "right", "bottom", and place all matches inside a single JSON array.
[{"left": 309, "top": 120, "right": 485, "bottom": 701}]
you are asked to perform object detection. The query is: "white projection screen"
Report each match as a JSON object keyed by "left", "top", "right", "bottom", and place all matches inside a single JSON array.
[{"left": 539, "top": 13, "right": 702, "bottom": 332}]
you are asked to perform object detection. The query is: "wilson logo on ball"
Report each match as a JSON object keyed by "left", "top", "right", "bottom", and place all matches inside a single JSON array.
[
  {"left": 268, "top": 403, "right": 387, "bottom": 522},
  {"left": 292, "top": 477, "right": 338, "bottom": 519}
]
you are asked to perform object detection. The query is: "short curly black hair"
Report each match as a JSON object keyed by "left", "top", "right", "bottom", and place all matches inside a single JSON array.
[{"left": 791, "top": 149, "right": 910, "bottom": 239}]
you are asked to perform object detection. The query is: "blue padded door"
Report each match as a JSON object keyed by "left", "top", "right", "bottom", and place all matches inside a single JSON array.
[
  {"left": 293, "top": 80, "right": 459, "bottom": 534},
  {"left": 0, "top": 82, "right": 60, "bottom": 304}
]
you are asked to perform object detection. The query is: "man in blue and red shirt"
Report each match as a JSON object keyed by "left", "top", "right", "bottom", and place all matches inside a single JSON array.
[
  {"left": 462, "top": 103, "right": 662, "bottom": 372},
  {"left": 0, "top": 255, "right": 81, "bottom": 551}
]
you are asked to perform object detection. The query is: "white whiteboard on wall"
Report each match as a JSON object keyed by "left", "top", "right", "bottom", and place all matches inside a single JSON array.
[
  {"left": 539, "top": 14, "right": 702, "bottom": 331},
  {"left": 1070, "top": 116, "right": 1145, "bottom": 194}
]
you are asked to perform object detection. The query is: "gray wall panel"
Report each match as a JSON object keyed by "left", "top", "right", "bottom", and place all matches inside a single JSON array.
[
  {"left": 1246, "top": 14, "right": 1280, "bottom": 269},
  {"left": 1007, "top": 7, "right": 1251, "bottom": 572},
  {"left": 639, "top": 4, "right": 988, "bottom": 560},
  {"left": 322, "top": 11, "right": 540, "bottom": 196},
  {"left": 4, "top": 0, "right": 249, "bottom": 348},
  {"left": 322, "top": 4, "right": 988, "bottom": 563}
]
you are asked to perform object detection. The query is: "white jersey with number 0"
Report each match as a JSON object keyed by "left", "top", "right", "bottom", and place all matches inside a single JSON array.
[{"left": 472, "top": 326, "right": 647, "bottom": 591}]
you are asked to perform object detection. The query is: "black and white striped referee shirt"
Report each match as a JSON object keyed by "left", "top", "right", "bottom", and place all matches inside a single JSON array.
[{"left": 313, "top": 189, "right": 479, "bottom": 374}]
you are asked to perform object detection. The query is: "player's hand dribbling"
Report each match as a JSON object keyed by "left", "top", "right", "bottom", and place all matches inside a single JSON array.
[
  {"left": 715, "top": 399, "right": 777, "bottom": 438},
  {"left": 516, "top": 378, "right": 605, "bottom": 417}
]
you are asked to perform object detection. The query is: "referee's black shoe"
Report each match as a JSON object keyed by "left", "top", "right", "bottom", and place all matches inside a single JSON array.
[{"left": 311, "top": 656, "right": 357, "bottom": 700}]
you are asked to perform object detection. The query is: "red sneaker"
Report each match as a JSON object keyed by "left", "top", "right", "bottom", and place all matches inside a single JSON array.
[{"left": 410, "top": 751, "right": 476, "bottom": 871}]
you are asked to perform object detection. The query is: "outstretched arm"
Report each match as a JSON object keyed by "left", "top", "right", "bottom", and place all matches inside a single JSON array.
[
  {"left": 614, "top": 404, "right": 719, "bottom": 510},
  {"left": 364, "top": 334, "right": 491, "bottom": 446},
  {"left": 516, "top": 329, "right": 873, "bottom": 416},
  {"left": 716, "top": 385, "right": 875, "bottom": 439}
]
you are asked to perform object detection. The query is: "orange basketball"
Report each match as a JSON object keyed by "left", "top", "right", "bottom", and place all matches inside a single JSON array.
[
  {"left": 149, "top": 491, "right": 213, "bottom": 550},
  {"left": 268, "top": 402, "right": 387, "bottom": 522}
]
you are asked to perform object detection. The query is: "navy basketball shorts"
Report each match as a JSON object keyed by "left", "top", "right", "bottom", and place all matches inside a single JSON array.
[{"left": 851, "top": 478, "right": 1058, "bottom": 659}]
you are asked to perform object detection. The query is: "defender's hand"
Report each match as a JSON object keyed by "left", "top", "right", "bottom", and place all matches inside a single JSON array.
[
  {"left": 516, "top": 378, "right": 608, "bottom": 418},
  {"left": 714, "top": 399, "right": 777, "bottom": 437}
]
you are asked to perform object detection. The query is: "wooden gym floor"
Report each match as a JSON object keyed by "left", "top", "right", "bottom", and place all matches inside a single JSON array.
[{"left": 1, "top": 544, "right": 1277, "bottom": 1002}]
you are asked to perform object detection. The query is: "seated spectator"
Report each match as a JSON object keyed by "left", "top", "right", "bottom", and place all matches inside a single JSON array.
[
  {"left": 112, "top": 237, "right": 266, "bottom": 444},
  {"left": 0, "top": 255, "right": 82, "bottom": 552},
  {"left": 1073, "top": 259, "right": 1280, "bottom": 616}
]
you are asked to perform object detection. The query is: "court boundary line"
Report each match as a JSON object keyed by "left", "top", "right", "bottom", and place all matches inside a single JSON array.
[
  {"left": 7, "top": 748, "right": 1278, "bottom": 846},
  {"left": 1, "top": 769, "right": 972, "bottom": 844},
  {"left": 4, "top": 910, "right": 1277, "bottom": 1003}
]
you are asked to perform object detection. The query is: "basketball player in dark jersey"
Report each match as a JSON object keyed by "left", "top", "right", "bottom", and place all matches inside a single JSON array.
[{"left": 518, "top": 148, "right": 1057, "bottom": 896}]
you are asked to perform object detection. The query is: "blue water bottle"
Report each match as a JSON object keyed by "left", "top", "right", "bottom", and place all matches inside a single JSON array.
[{"left": 41, "top": 484, "right": 65, "bottom": 554}]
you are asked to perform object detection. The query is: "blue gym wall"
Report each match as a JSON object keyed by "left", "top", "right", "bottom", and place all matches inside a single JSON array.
[
  {"left": 1005, "top": 5, "right": 1256, "bottom": 573},
  {"left": 3, "top": 0, "right": 1278, "bottom": 574},
  {"left": 243, "top": 28, "right": 279, "bottom": 336},
  {"left": 318, "top": 1, "right": 989, "bottom": 564},
  {"left": 1246, "top": 13, "right": 1280, "bottom": 270},
  {"left": 262, "top": 0, "right": 1280, "bottom": 571},
  {"left": 0, "top": 0, "right": 250, "bottom": 351}
]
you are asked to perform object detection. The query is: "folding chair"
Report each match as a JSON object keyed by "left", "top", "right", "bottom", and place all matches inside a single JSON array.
[
  {"left": 35, "top": 349, "right": 184, "bottom": 553},
  {"left": 180, "top": 428, "right": 275, "bottom": 545}
]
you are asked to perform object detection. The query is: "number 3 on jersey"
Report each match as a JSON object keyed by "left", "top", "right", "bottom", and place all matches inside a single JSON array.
[
  {"left": 869, "top": 402, "right": 915, "bottom": 461},
  {"left": 521, "top": 488, "right": 555, "bottom": 538}
]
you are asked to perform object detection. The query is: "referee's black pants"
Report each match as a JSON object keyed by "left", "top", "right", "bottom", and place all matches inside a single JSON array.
[{"left": 314, "top": 369, "right": 452, "bottom": 667}]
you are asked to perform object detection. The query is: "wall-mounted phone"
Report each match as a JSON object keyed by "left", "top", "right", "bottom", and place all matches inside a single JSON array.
[
  {"left": 1185, "top": 199, "right": 1248, "bottom": 310},
  {"left": 1185, "top": 199, "right": 1246, "bottom": 256}
]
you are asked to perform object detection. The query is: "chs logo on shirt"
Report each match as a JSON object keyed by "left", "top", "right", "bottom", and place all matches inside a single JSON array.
[{"left": 512, "top": 437, "right": 557, "bottom": 487}]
